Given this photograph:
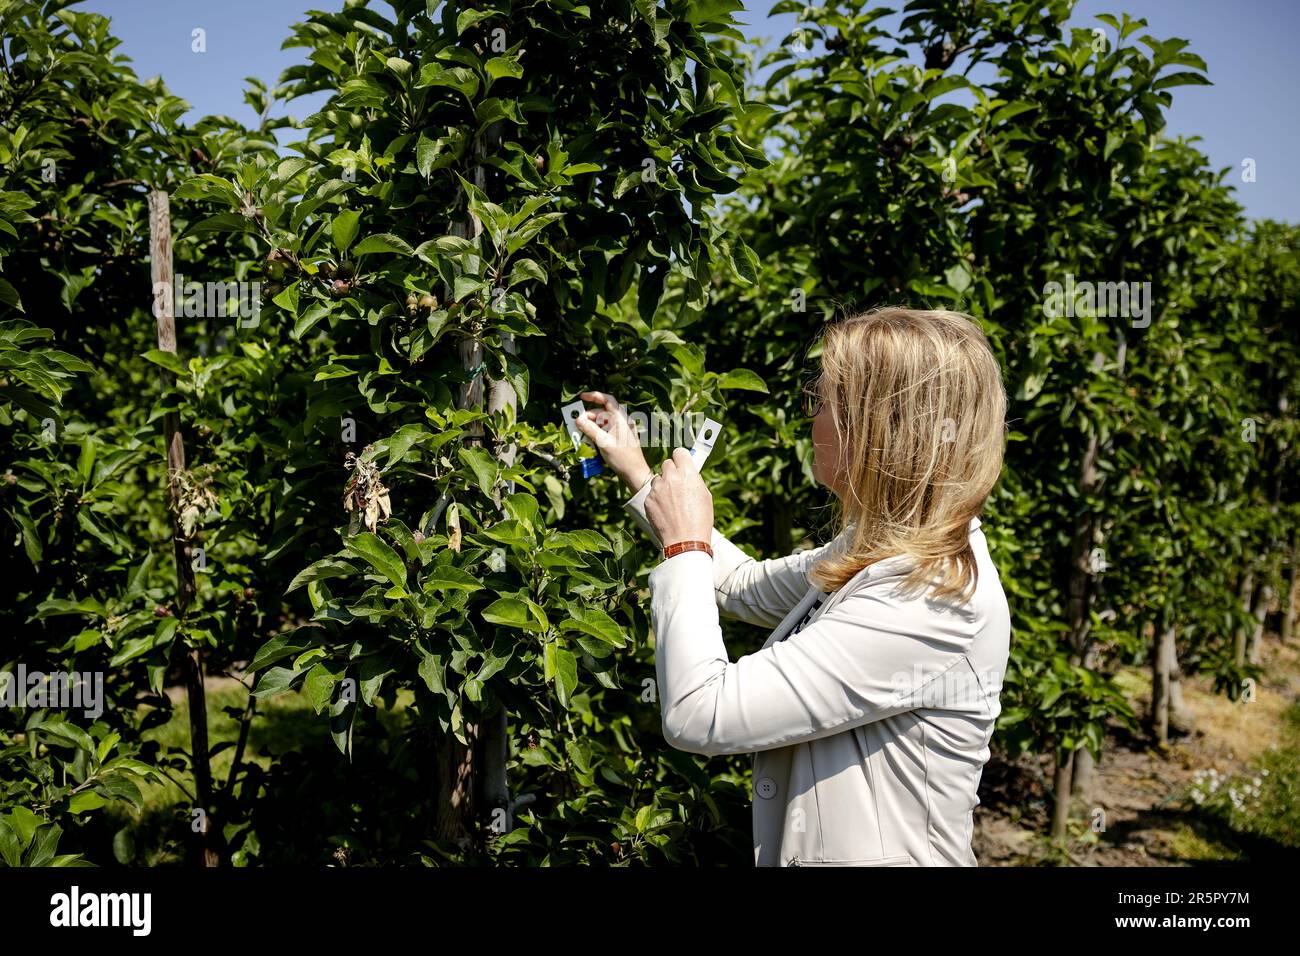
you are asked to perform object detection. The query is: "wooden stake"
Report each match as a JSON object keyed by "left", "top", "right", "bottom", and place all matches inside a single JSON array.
[
  {"left": 433, "top": 118, "right": 515, "bottom": 852},
  {"left": 149, "top": 188, "right": 218, "bottom": 868}
]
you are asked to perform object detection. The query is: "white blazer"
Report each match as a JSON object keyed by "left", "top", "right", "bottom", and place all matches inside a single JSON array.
[{"left": 624, "top": 482, "right": 1010, "bottom": 866}]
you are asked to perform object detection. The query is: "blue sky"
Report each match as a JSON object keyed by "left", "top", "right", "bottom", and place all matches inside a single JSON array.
[{"left": 78, "top": 0, "right": 1297, "bottom": 223}]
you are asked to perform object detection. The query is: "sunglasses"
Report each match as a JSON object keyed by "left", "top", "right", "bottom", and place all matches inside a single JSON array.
[{"left": 801, "top": 371, "right": 824, "bottom": 418}]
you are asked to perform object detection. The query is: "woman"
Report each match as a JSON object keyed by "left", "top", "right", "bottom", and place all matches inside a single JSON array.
[{"left": 573, "top": 307, "right": 1011, "bottom": 866}]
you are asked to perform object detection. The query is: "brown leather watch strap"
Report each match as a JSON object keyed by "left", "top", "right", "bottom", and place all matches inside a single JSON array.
[{"left": 663, "top": 540, "right": 713, "bottom": 560}]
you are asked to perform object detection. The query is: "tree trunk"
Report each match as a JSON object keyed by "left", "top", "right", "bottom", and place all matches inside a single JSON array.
[
  {"left": 1152, "top": 610, "right": 1172, "bottom": 745},
  {"left": 1169, "top": 662, "right": 1195, "bottom": 734},
  {"left": 1071, "top": 747, "right": 1095, "bottom": 803},
  {"left": 1066, "top": 341, "right": 1127, "bottom": 813},
  {"left": 433, "top": 116, "right": 514, "bottom": 851},
  {"left": 1051, "top": 748, "right": 1074, "bottom": 845},
  {"left": 1071, "top": 640, "right": 1102, "bottom": 802},
  {"left": 1284, "top": 535, "right": 1298, "bottom": 645},
  {"left": 149, "top": 189, "right": 219, "bottom": 868},
  {"left": 1249, "top": 580, "right": 1273, "bottom": 666},
  {"left": 1057, "top": 373, "right": 1103, "bottom": 836},
  {"left": 482, "top": 329, "right": 517, "bottom": 834},
  {"left": 1235, "top": 569, "right": 1255, "bottom": 667}
]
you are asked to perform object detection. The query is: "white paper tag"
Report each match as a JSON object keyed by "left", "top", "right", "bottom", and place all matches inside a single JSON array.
[
  {"left": 559, "top": 400, "right": 588, "bottom": 452},
  {"left": 690, "top": 417, "right": 722, "bottom": 469}
]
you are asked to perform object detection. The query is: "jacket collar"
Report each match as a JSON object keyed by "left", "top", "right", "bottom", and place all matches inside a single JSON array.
[
  {"left": 841, "top": 517, "right": 984, "bottom": 537},
  {"left": 820, "top": 516, "right": 985, "bottom": 610}
]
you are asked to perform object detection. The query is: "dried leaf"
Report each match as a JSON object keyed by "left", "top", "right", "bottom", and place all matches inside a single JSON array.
[
  {"left": 341, "top": 447, "right": 393, "bottom": 534},
  {"left": 447, "top": 502, "right": 462, "bottom": 553}
]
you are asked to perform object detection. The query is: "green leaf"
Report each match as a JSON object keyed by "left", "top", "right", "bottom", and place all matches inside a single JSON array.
[
  {"left": 415, "top": 64, "right": 480, "bottom": 100},
  {"left": 273, "top": 279, "right": 301, "bottom": 315},
  {"left": 275, "top": 157, "right": 313, "bottom": 182},
  {"left": 0, "top": 277, "right": 22, "bottom": 312},
  {"left": 247, "top": 633, "right": 307, "bottom": 674},
  {"left": 287, "top": 558, "right": 356, "bottom": 592},
  {"left": 293, "top": 303, "right": 332, "bottom": 340},
  {"left": 6, "top": 807, "right": 39, "bottom": 848},
  {"left": 333, "top": 210, "right": 361, "bottom": 254},
  {"left": 0, "top": 819, "right": 24, "bottom": 866},
  {"left": 34, "top": 718, "right": 96, "bottom": 754},
  {"left": 353, "top": 233, "right": 415, "bottom": 257},
  {"left": 432, "top": 235, "right": 475, "bottom": 255},
  {"left": 111, "top": 827, "right": 134, "bottom": 864},
  {"left": 458, "top": 445, "right": 498, "bottom": 495},
  {"left": 717, "top": 368, "right": 768, "bottom": 392},
  {"left": 507, "top": 258, "right": 546, "bottom": 287},
  {"left": 416, "top": 134, "right": 443, "bottom": 178},
  {"left": 546, "top": 529, "right": 610, "bottom": 553},
  {"left": 990, "top": 101, "right": 1038, "bottom": 125},
  {"left": 68, "top": 792, "right": 107, "bottom": 814},
  {"left": 252, "top": 665, "right": 304, "bottom": 699},
  {"left": 141, "top": 349, "right": 188, "bottom": 377},
  {"left": 553, "top": 646, "right": 578, "bottom": 705},
  {"left": 344, "top": 532, "right": 408, "bottom": 590},
  {"left": 944, "top": 262, "right": 972, "bottom": 294},
  {"left": 484, "top": 55, "right": 523, "bottom": 82},
  {"left": 457, "top": 8, "right": 496, "bottom": 34},
  {"left": 482, "top": 518, "right": 532, "bottom": 551},
  {"left": 171, "top": 174, "right": 240, "bottom": 205},
  {"left": 1152, "top": 71, "right": 1212, "bottom": 91},
  {"left": 303, "top": 663, "right": 340, "bottom": 715},
  {"left": 561, "top": 607, "right": 627, "bottom": 647},
  {"left": 481, "top": 597, "right": 544, "bottom": 631},
  {"left": 380, "top": 423, "right": 433, "bottom": 467},
  {"left": 418, "top": 651, "right": 447, "bottom": 694},
  {"left": 313, "top": 363, "right": 356, "bottom": 382},
  {"left": 423, "top": 565, "right": 483, "bottom": 592},
  {"left": 729, "top": 239, "right": 759, "bottom": 284},
  {"left": 506, "top": 212, "right": 563, "bottom": 256}
]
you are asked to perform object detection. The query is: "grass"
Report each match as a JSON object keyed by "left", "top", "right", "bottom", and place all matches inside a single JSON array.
[
  {"left": 101, "top": 679, "right": 418, "bottom": 865},
  {"left": 1177, "top": 699, "right": 1300, "bottom": 859}
]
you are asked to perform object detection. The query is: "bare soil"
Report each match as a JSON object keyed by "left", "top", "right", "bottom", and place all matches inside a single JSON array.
[{"left": 974, "top": 635, "right": 1300, "bottom": 866}]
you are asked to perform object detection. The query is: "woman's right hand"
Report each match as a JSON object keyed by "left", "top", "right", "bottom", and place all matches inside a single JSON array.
[{"left": 571, "top": 390, "right": 652, "bottom": 492}]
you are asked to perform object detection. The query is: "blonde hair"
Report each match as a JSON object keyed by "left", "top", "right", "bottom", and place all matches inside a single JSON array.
[{"left": 807, "top": 307, "right": 1008, "bottom": 604}]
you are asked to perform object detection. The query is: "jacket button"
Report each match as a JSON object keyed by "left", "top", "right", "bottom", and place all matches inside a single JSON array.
[{"left": 755, "top": 777, "right": 778, "bottom": 800}]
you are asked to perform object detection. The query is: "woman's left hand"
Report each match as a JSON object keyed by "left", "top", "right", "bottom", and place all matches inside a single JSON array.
[{"left": 644, "top": 447, "right": 714, "bottom": 549}]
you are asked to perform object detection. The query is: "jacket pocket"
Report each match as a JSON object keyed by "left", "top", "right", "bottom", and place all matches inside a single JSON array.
[{"left": 788, "top": 853, "right": 913, "bottom": 867}]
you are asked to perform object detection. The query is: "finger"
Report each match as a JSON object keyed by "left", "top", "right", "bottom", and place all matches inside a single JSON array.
[
  {"left": 579, "top": 390, "right": 622, "bottom": 412},
  {"left": 672, "top": 447, "right": 696, "bottom": 472},
  {"left": 573, "top": 414, "right": 611, "bottom": 448}
]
